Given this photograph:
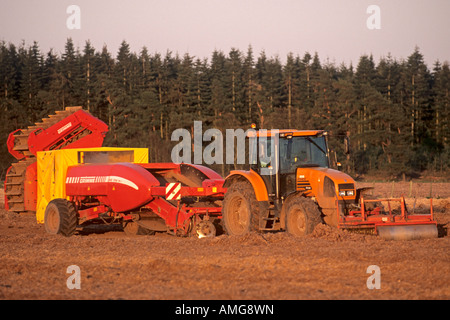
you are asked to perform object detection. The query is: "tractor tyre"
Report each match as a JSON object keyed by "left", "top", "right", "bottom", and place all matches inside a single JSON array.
[
  {"left": 285, "top": 196, "right": 321, "bottom": 237},
  {"left": 44, "top": 199, "right": 78, "bottom": 237},
  {"left": 222, "top": 181, "right": 262, "bottom": 236}
]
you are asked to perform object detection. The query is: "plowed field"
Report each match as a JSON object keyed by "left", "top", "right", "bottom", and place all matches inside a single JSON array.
[{"left": 0, "top": 187, "right": 449, "bottom": 300}]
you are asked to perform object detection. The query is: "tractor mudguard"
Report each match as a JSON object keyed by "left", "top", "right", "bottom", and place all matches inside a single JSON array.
[{"left": 224, "top": 169, "right": 268, "bottom": 202}]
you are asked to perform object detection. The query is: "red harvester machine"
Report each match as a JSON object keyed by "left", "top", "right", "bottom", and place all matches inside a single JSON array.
[
  {"left": 4, "top": 106, "right": 225, "bottom": 237},
  {"left": 57, "top": 161, "right": 225, "bottom": 237}
]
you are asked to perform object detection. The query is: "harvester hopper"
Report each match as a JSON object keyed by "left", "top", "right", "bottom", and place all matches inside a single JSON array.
[{"left": 4, "top": 106, "right": 108, "bottom": 213}]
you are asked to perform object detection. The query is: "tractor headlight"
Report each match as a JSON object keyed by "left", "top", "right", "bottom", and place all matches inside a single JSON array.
[{"left": 338, "top": 183, "right": 355, "bottom": 197}]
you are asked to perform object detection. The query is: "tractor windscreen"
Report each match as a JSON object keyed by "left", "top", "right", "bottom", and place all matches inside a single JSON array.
[{"left": 279, "top": 135, "right": 329, "bottom": 173}]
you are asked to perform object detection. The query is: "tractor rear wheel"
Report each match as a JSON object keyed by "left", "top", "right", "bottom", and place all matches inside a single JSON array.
[
  {"left": 44, "top": 199, "right": 78, "bottom": 237},
  {"left": 222, "top": 181, "right": 261, "bottom": 236},
  {"left": 285, "top": 196, "right": 321, "bottom": 237}
]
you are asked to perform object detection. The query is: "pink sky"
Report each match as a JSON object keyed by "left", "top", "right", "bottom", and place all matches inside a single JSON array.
[{"left": 1, "top": 0, "right": 449, "bottom": 67}]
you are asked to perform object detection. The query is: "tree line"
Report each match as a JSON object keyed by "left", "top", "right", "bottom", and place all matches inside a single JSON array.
[{"left": 0, "top": 38, "right": 449, "bottom": 180}]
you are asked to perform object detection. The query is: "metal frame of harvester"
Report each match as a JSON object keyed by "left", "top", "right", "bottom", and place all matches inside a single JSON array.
[{"left": 62, "top": 161, "right": 225, "bottom": 237}]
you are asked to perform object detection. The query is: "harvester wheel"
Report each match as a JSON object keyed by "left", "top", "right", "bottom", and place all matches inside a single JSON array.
[
  {"left": 285, "top": 197, "right": 321, "bottom": 237},
  {"left": 122, "top": 220, "right": 155, "bottom": 236},
  {"left": 44, "top": 199, "right": 78, "bottom": 237},
  {"left": 222, "top": 181, "right": 261, "bottom": 236}
]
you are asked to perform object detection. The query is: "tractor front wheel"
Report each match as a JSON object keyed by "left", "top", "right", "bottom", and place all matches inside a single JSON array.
[{"left": 285, "top": 197, "right": 321, "bottom": 237}]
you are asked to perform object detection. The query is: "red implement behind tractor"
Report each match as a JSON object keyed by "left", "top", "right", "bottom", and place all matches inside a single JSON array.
[
  {"left": 52, "top": 162, "right": 225, "bottom": 237},
  {"left": 338, "top": 196, "right": 437, "bottom": 240}
]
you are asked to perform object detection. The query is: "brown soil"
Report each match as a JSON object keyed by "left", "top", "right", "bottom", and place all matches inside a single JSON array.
[{"left": 0, "top": 189, "right": 449, "bottom": 300}]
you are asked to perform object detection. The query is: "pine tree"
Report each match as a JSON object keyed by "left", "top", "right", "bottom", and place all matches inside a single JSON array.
[
  {"left": 243, "top": 45, "right": 256, "bottom": 123},
  {"left": 19, "top": 41, "right": 44, "bottom": 122},
  {"left": 168, "top": 53, "right": 198, "bottom": 132},
  {"left": 255, "top": 52, "right": 284, "bottom": 128},
  {"left": 80, "top": 40, "right": 96, "bottom": 111},
  {"left": 283, "top": 52, "right": 297, "bottom": 128},
  {"left": 162, "top": 51, "right": 181, "bottom": 139},
  {"left": 226, "top": 48, "right": 244, "bottom": 117},
  {"left": 60, "top": 38, "right": 83, "bottom": 107},
  {"left": 0, "top": 42, "right": 21, "bottom": 101},
  {"left": 210, "top": 50, "right": 227, "bottom": 118},
  {"left": 430, "top": 61, "right": 450, "bottom": 171},
  {"left": 105, "top": 40, "right": 136, "bottom": 146},
  {"left": 89, "top": 45, "right": 114, "bottom": 125},
  {"left": 193, "top": 57, "right": 212, "bottom": 118},
  {"left": 354, "top": 55, "right": 377, "bottom": 151},
  {"left": 404, "top": 48, "right": 432, "bottom": 145},
  {"left": 432, "top": 61, "right": 450, "bottom": 146}
]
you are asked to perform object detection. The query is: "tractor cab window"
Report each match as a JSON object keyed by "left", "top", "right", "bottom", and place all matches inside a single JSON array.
[
  {"left": 258, "top": 138, "right": 272, "bottom": 168},
  {"left": 249, "top": 136, "right": 273, "bottom": 168},
  {"left": 279, "top": 135, "right": 329, "bottom": 173}
]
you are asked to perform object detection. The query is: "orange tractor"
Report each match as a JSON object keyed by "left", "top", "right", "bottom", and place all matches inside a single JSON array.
[{"left": 221, "top": 129, "right": 438, "bottom": 240}]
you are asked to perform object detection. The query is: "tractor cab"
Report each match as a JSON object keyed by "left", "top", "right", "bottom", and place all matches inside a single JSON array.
[{"left": 248, "top": 129, "right": 333, "bottom": 201}]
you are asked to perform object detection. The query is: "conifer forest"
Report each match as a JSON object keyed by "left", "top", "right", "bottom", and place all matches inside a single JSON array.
[{"left": 0, "top": 39, "right": 449, "bottom": 180}]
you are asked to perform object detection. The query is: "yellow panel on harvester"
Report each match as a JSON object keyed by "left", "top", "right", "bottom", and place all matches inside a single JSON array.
[{"left": 36, "top": 147, "right": 148, "bottom": 224}]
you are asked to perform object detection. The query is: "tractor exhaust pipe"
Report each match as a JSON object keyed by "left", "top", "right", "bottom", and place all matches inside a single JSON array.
[{"left": 377, "top": 224, "right": 438, "bottom": 241}]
